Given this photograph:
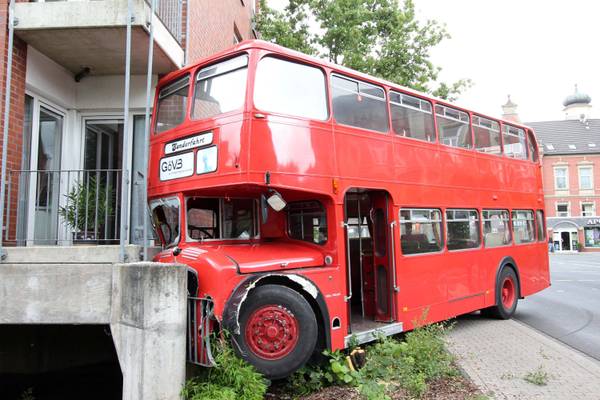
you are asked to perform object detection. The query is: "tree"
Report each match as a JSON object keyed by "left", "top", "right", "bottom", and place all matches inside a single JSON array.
[{"left": 255, "top": 0, "right": 470, "bottom": 101}]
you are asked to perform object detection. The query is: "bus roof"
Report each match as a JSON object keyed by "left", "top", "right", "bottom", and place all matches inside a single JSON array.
[{"left": 160, "top": 39, "right": 534, "bottom": 135}]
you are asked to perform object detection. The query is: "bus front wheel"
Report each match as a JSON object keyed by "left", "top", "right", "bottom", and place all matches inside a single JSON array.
[
  {"left": 234, "top": 284, "right": 318, "bottom": 379},
  {"left": 482, "top": 267, "right": 519, "bottom": 319}
]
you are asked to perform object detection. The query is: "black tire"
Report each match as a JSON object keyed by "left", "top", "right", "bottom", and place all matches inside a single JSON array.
[
  {"left": 233, "top": 284, "right": 318, "bottom": 379},
  {"left": 482, "top": 267, "right": 519, "bottom": 319}
]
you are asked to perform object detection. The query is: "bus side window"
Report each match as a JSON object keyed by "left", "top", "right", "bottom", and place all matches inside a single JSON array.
[
  {"left": 446, "top": 209, "right": 480, "bottom": 250},
  {"left": 527, "top": 130, "right": 539, "bottom": 162},
  {"left": 435, "top": 105, "right": 471, "bottom": 149},
  {"left": 288, "top": 201, "right": 328, "bottom": 245},
  {"left": 536, "top": 210, "right": 545, "bottom": 242},
  {"left": 512, "top": 210, "right": 535, "bottom": 243},
  {"left": 483, "top": 209, "right": 511, "bottom": 247},
  {"left": 331, "top": 75, "right": 389, "bottom": 133},
  {"left": 473, "top": 116, "right": 501, "bottom": 155},
  {"left": 503, "top": 125, "right": 527, "bottom": 159},
  {"left": 399, "top": 208, "right": 443, "bottom": 254},
  {"left": 390, "top": 91, "right": 435, "bottom": 142}
]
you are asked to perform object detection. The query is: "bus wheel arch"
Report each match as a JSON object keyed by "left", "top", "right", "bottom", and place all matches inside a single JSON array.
[
  {"left": 223, "top": 273, "right": 331, "bottom": 376},
  {"left": 483, "top": 257, "right": 521, "bottom": 319}
]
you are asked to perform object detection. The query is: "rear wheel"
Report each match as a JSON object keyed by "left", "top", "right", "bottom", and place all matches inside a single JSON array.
[
  {"left": 482, "top": 267, "right": 519, "bottom": 319},
  {"left": 234, "top": 284, "right": 317, "bottom": 379}
]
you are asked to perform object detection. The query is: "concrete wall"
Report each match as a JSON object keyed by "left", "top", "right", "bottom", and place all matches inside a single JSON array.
[{"left": 0, "top": 254, "right": 186, "bottom": 400}]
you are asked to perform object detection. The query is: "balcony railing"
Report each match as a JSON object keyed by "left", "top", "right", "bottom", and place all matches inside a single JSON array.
[{"left": 3, "top": 169, "right": 122, "bottom": 246}]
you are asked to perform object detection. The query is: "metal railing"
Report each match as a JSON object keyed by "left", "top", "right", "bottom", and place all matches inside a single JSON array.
[
  {"left": 3, "top": 169, "right": 122, "bottom": 246},
  {"left": 187, "top": 297, "right": 215, "bottom": 367},
  {"left": 151, "top": 0, "right": 184, "bottom": 44}
]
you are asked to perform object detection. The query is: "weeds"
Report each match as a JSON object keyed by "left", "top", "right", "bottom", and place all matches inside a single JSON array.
[
  {"left": 523, "top": 365, "right": 549, "bottom": 386},
  {"left": 182, "top": 338, "right": 268, "bottom": 400},
  {"left": 19, "top": 388, "right": 35, "bottom": 400}
]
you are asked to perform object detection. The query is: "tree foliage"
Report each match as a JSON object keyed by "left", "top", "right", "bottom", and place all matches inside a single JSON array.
[{"left": 255, "top": 0, "right": 471, "bottom": 101}]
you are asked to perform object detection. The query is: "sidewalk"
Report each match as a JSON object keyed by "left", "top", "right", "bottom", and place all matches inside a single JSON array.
[{"left": 446, "top": 316, "right": 600, "bottom": 400}]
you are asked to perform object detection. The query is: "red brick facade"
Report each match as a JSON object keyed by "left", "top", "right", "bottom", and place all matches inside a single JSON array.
[
  {"left": 0, "top": 0, "right": 27, "bottom": 242},
  {"left": 186, "top": 0, "right": 257, "bottom": 65}
]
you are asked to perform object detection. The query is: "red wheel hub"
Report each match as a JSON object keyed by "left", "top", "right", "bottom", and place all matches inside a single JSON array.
[
  {"left": 501, "top": 277, "right": 515, "bottom": 309},
  {"left": 245, "top": 305, "right": 299, "bottom": 360}
]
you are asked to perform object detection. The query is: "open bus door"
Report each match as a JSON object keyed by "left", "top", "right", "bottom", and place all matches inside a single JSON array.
[{"left": 344, "top": 189, "right": 399, "bottom": 340}]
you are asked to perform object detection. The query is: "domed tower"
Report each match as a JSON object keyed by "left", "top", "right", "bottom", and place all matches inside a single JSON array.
[{"left": 563, "top": 84, "right": 592, "bottom": 120}]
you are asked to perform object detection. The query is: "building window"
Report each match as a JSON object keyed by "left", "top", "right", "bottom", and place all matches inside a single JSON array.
[
  {"left": 446, "top": 209, "right": 480, "bottom": 250},
  {"left": 399, "top": 208, "right": 443, "bottom": 254},
  {"left": 436, "top": 105, "right": 471, "bottom": 149},
  {"left": 331, "top": 74, "right": 389, "bottom": 132},
  {"left": 584, "top": 227, "right": 600, "bottom": 248},
  {"left": 473, "top": 115, "right": 501, "bottom": 155},
  {"left": 578, "top": 166, "right": 593, "bottom": 190},
  {"left": 582, "top": 202, "right": 596, "bottom": 217},
  {"left": 554, "top": 167, "right": 568, "bottom": 190},
  {"left": 483, "top": 210, "right": 511, "bottom": 247},
  {"left": 390, "top": 91, "right": 435, "bottom": 142},
  {"left": 556, "top": 203, "right": 569, "bottom": 217},
  {"left": 512, "top": 210, "right": 535, "bottom": 244}
]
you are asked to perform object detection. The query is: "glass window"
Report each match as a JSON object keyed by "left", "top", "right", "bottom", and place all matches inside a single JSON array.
[
  {"left": 584, "top": 227, "right": 600, "bottom": 248},
  {"left": 186, "top": 197, "right": 257, "bottom": 241},
  {"left": 473, "top": 115, "right": 501, "bottom": 155},
  {"left": 483, "top": 210, "right": 511, "bottom": 247},
  {"left": 288, "top": 201, "right": 327, "bottom": 244},
  {"left": 554, "top": 167, "right": 568, "bottom": 190},
  {"left": 581, "top": 203, "right": 595, "bottom": 217},
  {"left": 527, "top": 131, "right": 538, "bottom": 162},
  {"left": 332, "top": 75, "right": 388, "bottom": 132},
  {"left": 556, "top": 203, "right": 569, "bottom": 217},
  {"left": 446, "top": 209, "right": 480, "bottom": 250},
  {"left": 150, "top": 197, "right": 180, "bottom": 247},
  {"left": 390, "top": 91, "right": 435, "bottom": 142},
  {"left": 346, "top": 217, "right": 371, "bottom": 239},
  {"left": 435, "top": 105, "right": 471, "bottom": 148},
  {"left": 536, "top": 210, "right": 545, "bottom": 242},
  {"left": 399, "top": 208, "right": 443, "bottom": 254},
  {"left": 254, "top": 57, "right": 328, "bottom": 120},
  {"left": 155, "top": 75, "right": 189, "bottom": 134},
  {"left": 512, "top": 210, "right": 535, "bottom": 244},
  {"left": 192, "top": 54, "right": 248, "bottom": 120},
  {"left": 503, "top": 125, "right": 527, "bottom": 159},
  {"left": 579, "top": 166, "right": 593, "bottom": 190}
]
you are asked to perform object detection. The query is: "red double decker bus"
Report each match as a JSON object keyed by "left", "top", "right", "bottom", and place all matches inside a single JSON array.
[{"left": 149, "top": 40, "right": 550, "bottom": 378}]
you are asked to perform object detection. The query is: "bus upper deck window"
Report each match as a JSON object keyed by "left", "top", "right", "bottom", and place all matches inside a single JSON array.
[
  {"left": 254, "top": 57, "right": 328, "bottom": 120},
  {"left": 155, "top": 75, "right": 189, "bottom": 134},
  {"left": 473, "top": 116, "right": 501, "bottom": 155},
  {"left": 390, "top": 91, "right": 435, "bottom": 142},
  {"left": 527, "top": 131, "right": 539, "bottom": 162},
  {"left": 503, "top": 125, "right": 527, "bottom": 159},
  {"left": 192, "top": 54, "right": 249, "bottom": 120},
  {"left": 435, "top": 105, "right": 471, "bottom": 149}
]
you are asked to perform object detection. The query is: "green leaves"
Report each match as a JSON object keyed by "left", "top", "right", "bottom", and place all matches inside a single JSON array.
[{"left": 256, "top": 0, "right": 471, "bottom": 100}]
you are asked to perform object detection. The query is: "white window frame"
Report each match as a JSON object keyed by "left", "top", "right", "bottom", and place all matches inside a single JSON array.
[
  {"left": 581, "top": 202, "right": 596, "bottom": 217},
  {"left": 554, "top": 166, "right": 568, "bottom": 190},
  {"left": 578, "top": 166, "right": 593, "bottom": 190},
  {"left": 556, "top": 202, "right": 570, "bottom": 217}
]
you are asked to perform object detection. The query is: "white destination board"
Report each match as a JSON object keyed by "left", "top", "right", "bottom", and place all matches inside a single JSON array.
[
  {"left": 160, "top": 152, "right": 194, "bottom": 181},
  {"left": 165, "top": 131, "right": 213, "bottom": 155}
]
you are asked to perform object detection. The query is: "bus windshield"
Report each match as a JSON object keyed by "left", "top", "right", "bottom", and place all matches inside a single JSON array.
[
  {"left": 150, "top": 197, "right": 180, "bottom": 247},
  {"left": 186, "top": 197, "right": 257, "bottom": 241}
]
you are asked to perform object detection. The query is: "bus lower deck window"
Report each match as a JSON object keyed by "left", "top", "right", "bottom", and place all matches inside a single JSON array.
[
  {"left": 399, "top": 209, "right": 443, "bottom": 254},
  {"left": 483, "top": 210, "right": 511, "bottom": 247},
  {"left": 288, "top": 201, "right": 327, "bottom": 245},
  {"left": 186, "top": 197, "right": 257, "bottom": 241},
  {"left": 446, "top": 209, "right": 480, "bottom": 250},
  {"left": 512, "top": 210, "right": 535, "bottom": 243}
]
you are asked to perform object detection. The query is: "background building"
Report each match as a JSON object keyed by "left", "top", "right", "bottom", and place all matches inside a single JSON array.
[
  {"left": 0, "top": 0, "right": 256, "bottom": 251},
  {"left": 523, "top": 87, "right": 600, "bottom": 252}
]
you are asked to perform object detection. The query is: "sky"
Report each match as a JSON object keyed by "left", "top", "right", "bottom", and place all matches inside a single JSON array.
[{"left": 266, "top": 0, "right": 600, "bottom": 122}]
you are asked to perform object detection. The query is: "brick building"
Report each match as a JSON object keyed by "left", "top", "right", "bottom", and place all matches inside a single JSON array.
[
  {"left": 0, "top": 0, "right": 256, "bottom": 249},
  {"left": 524, "top": 87, "right": 600, "bottom": 252}
]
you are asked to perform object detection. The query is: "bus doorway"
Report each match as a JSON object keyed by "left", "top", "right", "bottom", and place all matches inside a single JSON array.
[{"left": 344, "top": 189, "right": 401, "bottom": 342}]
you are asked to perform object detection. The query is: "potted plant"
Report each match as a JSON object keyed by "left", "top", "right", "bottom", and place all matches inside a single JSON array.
[{"left": 59, "top": 176, "right": 115, "bottom": 244}]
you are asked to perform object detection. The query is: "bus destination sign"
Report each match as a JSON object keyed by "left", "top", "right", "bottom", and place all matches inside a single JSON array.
[{"left": 165, "top": 131, "right": 213, "bottom": 155}]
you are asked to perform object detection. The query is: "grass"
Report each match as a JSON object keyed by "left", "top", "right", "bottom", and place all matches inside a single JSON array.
[{"left": 523, "top": 365, "right": 549, "bottom": 386}]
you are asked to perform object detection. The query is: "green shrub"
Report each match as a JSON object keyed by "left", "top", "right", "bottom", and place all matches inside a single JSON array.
[{"left": 182, "top": 340, "right": 268, "bottom": 400}]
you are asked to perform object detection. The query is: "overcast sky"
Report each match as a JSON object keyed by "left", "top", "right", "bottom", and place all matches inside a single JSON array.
[{"left": 267, "top": 0, "right": 600, "bottom": 122}]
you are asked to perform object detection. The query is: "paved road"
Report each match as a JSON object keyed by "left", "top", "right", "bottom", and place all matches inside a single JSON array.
[{"left": 515, "top": 253, "right": 600, "bottom": 361}]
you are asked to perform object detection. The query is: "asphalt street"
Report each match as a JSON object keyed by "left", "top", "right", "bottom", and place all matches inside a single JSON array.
[{"left": 515, "top": 253, "right": 600, "bottom": 361}]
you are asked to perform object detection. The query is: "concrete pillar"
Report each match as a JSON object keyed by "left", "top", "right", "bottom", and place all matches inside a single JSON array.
[{"left": 110, "top": 262, "right": 187, "bottom": 400}]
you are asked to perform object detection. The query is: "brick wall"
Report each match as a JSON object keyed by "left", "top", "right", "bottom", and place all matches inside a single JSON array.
[
  {"left": 0, "top": 0, "right": 27, "bottom": 243},
  {"left": 541, "top": 153, "right": 600, "bottom": 218},
  {"left": 186, "top": 0, "right": 256, "bottom": 65}
]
